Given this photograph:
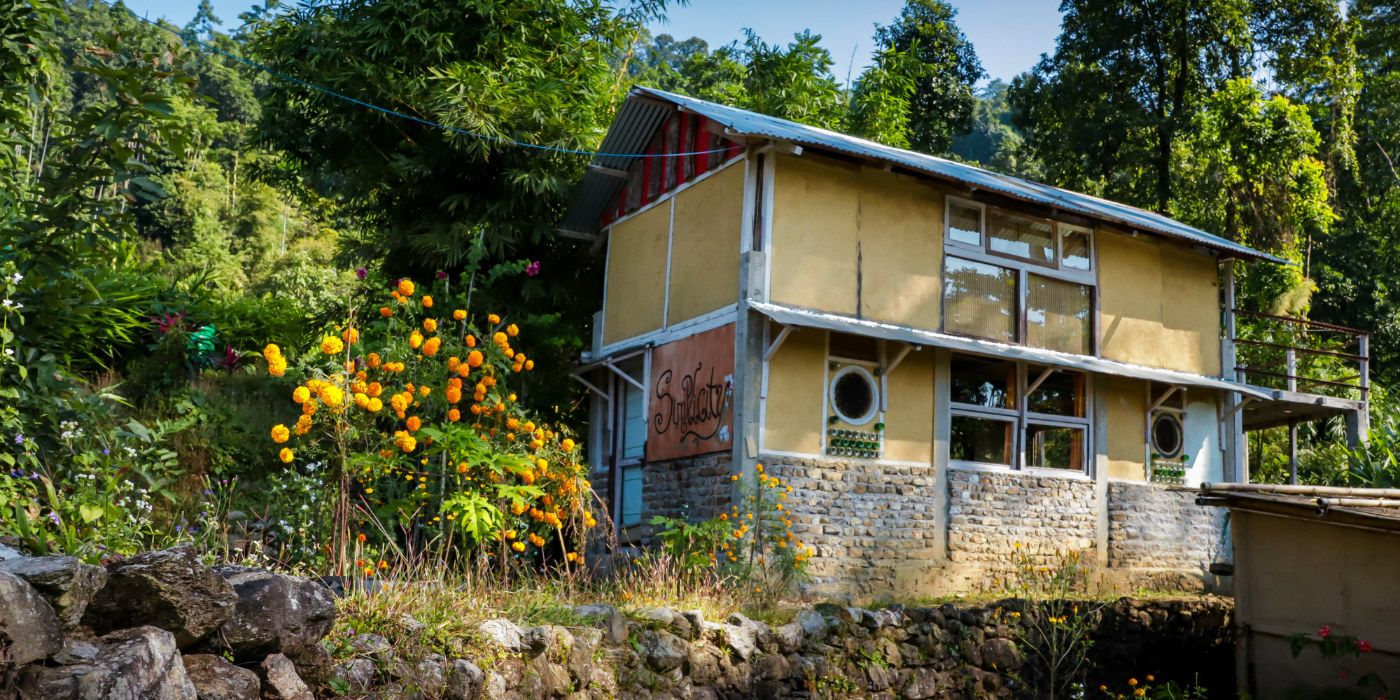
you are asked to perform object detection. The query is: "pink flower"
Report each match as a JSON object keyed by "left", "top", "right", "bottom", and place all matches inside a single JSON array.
[
  {"left": 356, "top": 267, "right": 367, "bottom": 279},
  {"left": 436, "top": 270, "right": 448, "bottom": 280},
  {"left": 1319, "top": 626, "right": 1332, "bottom": 639},
  {"left": 525, "top": 260, "right": 540, "bottom": 277},
  {"left": 1359, "top": 640, "right": 1373, "bottom": 653}
]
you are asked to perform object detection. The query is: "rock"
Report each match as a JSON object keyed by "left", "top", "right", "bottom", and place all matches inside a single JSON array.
[
  {"left": 310, "top": 575, "right": 382, "bottom": 599},
  {"left": 83, "top": 545, "right": 238, "bottom": 648},
  {"left": 639, "top": 629, "right": 688, "bottom": 672},
  {"left": 258, "top": 653, "right": 313, "bottom": 700},
  {"left": 445, "top": 658, "right": 484, "bottom": 700},
  {"left": 567, "top": 628, "right": 600, "bottom": 684},
  {"left": 0, "top": 570, "right": 63, "bottom": 665},
  {"left": 0, "top": 555, "right": 107, "bottom": 630},
  {"left": 573, "top": 604, "right": 627, "bottom": 645},
  {"left": 0, "top": 541, "right": 26, "bottom": 561},
  {"left": 477, "top": 618, "right": 525, "bottom": 653},
  {"left": 331, "top": 658, "right": 375, "bottom": 693},
  {"left": 201, "top": 566, "right": 336, "bottom": 685},
  {"left": 349, "top": 632, "right": 394, "bottom": 661},
  {"left": 183, "top": 654, "right": 261, "bottom": 700},
  {"left": 796, "top": 609, "right": 829, "bottom": 641},
  {"left": 979, "top": 638, "right": 1022, "bottom": 671},
  {"left": 406, "top": 657, "right": 446, "bottom": 700},
  {"left": 640, "top": 606, "right": 692, "bottom": 639},
  {"left": 53, "top": 638, "right": 100, "bottom": 665},
  {"left": 679, "top": 610, "right": 706, "bottom": 640},
  {"left": 717, "top": 621, "right": 758, "bottom": 661},
  {"left": 774, "top": 622, "right": 805, "bottom": 653},
  {"left": 754, "top": 654, "right": 792, "bottom": 681},
  {"left": 19, "top": 625, "right": 198, "bottom": 700},
  {"left": 687, "top": 647, "right": 723, "bottom": 686},
  {"left": 903, "top": 668, "right": 945, "bottom": 700},
  {"left": 482, "top": 671, "right": 508, "bottom": 700},
  {"left": 959, "top": 639, "right": 983, "bottom": 667}
]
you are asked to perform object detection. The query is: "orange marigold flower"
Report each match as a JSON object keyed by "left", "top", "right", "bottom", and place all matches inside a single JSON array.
[
  {"left": 448, "top": 408, "right": 461, "bottom": 422},
  {"left": 453, "top": 309, "right": 466, "bottom": 321},
  {"left": 487, "top": 313, "right": 500, "bottom": 324},
  {"left": 562, "top": 438, "right": 575, "bottom": 452},
  {"left": 423, "top": 318, "right": 437, "bottom": 332},
  {"left": 409, "top": 331, "right": 424, "bottom": 349},
  {"left": 493, "top": 332, "right": 507, "bottom": 345},
  {"left": 467, "top": 350, "right": 484, "bottom": 367},
  {"left": 357, "top": 533, "right": 367, "bottom": 543},
  {"left": 397, "top": 279, "right": 415, "bottom": 296},
  {"left": 367, "top": 353, "right": 381, "bottom": 368},
  {"left": 380, "top": 306, "right": 393, "bottom": 318},
  {"left": 525, "top": 360, "right": 535, "bottom": 371},
  {"left": 279, "top": 447, "right": 294, "bottom": 463},
  {"left": 506, "top": 323, "right": 519, "bottom": 337},
  {"left": 342, "top": 327, "right": 359, "bottom": 344},
  {"left": 406, "top": 416, "right": 422, "bottom": 432},
  {"left": 271, "top": 424, "right": 290, "bottom": 443},
  {"left": 422, "top": 295, "right": 433, "bottom": 308},
  {"left": 423, "top": 337, "right": 441, "bottom": 356}
]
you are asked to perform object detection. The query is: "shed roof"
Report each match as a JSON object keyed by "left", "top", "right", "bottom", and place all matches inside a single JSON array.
[
  {"left": 561, "top": 86, "right": 1284, "bottom": 264},
  {"left": 1197, "top": 484, "right": 1400, "bottom": 533}
]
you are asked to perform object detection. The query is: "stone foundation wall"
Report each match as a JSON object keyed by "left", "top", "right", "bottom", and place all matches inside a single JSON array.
[
  {"left": 947, "top": 469, "right": 1097, "bottom": 564},
  {"left": 1107, "top": 481, "right": 1227, "bottom": 590},
  {"left": 621, "top": 451, "right": 734, "bottom": 547},
  {"left": 762, "top": 454, "right": 941, "bottom": 598}
]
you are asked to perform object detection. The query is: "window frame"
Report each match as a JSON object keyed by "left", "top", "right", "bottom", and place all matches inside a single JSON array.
[
  {"left": 829, "top": 364, "right": 880, "bottom": 426},
  {"left": 609, "top": 357, "right": 648, "bottom": 528},
  {"left": 942, "top": 195, "right": 1100, "bottom": 355},
  {"left": 947, "top": 357, "right": 1093, "bottom": 477}
]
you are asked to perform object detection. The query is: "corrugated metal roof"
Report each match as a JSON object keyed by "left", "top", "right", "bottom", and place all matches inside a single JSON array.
[
  {"left": 751, "top": 300, "right": 1274, "bottom": 398},
  {"left": 558, "top": 96, "right": 673, "bottom": 235},
  {"left": 564, "top": 86, "right": 1283, "bottom": 263}
]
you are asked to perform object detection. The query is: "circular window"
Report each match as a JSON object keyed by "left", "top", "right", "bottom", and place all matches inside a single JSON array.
[
  {"left": 830, "top": 366, "right": 878, "bottom": 425},
  {"left": 1150, "top": 413, "right": 1183, "bottom": 459}
]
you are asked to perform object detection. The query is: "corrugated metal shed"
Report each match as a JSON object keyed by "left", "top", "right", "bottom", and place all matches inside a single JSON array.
[{"left": 562, "top": 86, "right": 1283, "bottom": 264}]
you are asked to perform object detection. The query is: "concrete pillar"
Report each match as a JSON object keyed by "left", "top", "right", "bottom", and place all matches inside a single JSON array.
[{"left": 931, "top": 349, "right": 951, "bottom": 560}]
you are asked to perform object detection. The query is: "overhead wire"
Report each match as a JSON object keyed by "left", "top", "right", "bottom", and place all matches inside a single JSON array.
[{"left": 116, "top": 3, "right": 729, "bottom": 160}]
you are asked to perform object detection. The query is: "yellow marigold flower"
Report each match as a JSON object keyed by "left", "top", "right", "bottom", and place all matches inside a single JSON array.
[
  {"left": 354, "top": 392, "right": 369, "bottom": 408},
  {"left": 321, "top": 336, "right": 344, "bottom": 355},
  {"left": 453, "top": 309, "right": 466, "bottom": 321},
  {"left": 268, "top": 356, "right": 287, "bottom": 377},
  {"left": 508, "top": 393, "right": 517, "bottom": 402},
  {"left": 524, "top": 360, "right": 534, "bottom": 371},
  {"left": 418, "top": 386, "right": 430, "bottom": 397},
  {"left": 467, "top": 350, "right": 484, "bottom": 367},
  {"left": 487, "top": 313, "right": 500, "bottom": 324},
  {"left": 446, "top": 387, "right": 462, "bottom": 403},
  {"left": 422, "top": 295, "right": 433, "bottom": 308},
  {"left": 512, "top": 541, "right": 525, "bottom": 552},
  {"left": 1146, "top": 676, "right": 1154, "bottom": 682},
  {"left": 293, "top": 386, "right": 311, "bottom": 404},
  {"left": 264, "top": 343, "right": 282, "bottom": 358},
  {"left": 423, "top": 337, "right": 441, "bottom": 356},
  {"left": 318, "top": 384, "right": 344, "bottom": 407},
  {"left": 368, "top": 398, "right": 383, "bottom": 413},
  {"left": 506, "top": 323, "right": 519, "bottom": 337},
  {"left": 423, "top": 318, "right": 437, "bottom": 332},
  {"left": 302, "top": 401, "right": 318, "bottom": 416},
  {"left": 507, "top": 417, "right": 520, "bottom": 430},
  {"left": 271, "top": 424, "right": 290, "bottom": 443},
  {"left": 397, "top": 279, "right": 415, "bottom": 296},
  {"left": 342, "top": 327, "right": 359, "bottom": 344},
  {"left": 408, "top": 331, "right": 423, "bottom": 349},
  {"left": 407, "top": 416, "right": 422, "bottom": 432},
  {"left": 279, "top": 447, "right": 294, "bottom": 463},
  {"left": 504, "top": 348, "right": 515, "bottom": 359},
  {"left": 380, "top": 306, "right": 393, "bottom": 318},
  {"left": 1129, "top": 679, "right": 1137, "bottom": 686},
  {"left": 493, "top": 332, "right": 507, "bottom": 345},
  {"left": 562, "top": 438, "right": 575, "bottom": 452}
]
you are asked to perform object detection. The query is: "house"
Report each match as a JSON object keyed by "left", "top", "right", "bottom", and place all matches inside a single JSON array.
[
  {"left": 1197, "top": 484, "right": 1400, "bottom": 697},
  {"left": 561, "top": 86, "right": 1371, "bottom": 597}
]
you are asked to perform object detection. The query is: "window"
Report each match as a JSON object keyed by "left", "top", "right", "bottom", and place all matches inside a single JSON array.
[
  {"left": 830, "top": 366, "right": 878, "bottom": 425},
  {"left": 949, "top": 354, "right": 1090, "bottom": 473},
  {"left": 1150, "top": 413, "right": 1183, "bottom": 459},
  {"left": 942, "top": 196, "right": 1097, "bottom": 355}
]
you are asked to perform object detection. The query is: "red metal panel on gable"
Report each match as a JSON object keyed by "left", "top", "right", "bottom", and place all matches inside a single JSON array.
[{"left": 600, "top": 110, "right": 745, "bottom": 229}]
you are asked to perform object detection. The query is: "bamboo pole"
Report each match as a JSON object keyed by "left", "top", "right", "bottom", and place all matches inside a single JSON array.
[
  {"left": 1201, "top": 482, "right": 1400, "bottom": 499},
  {"left": 1316, "top": 498, "right": 1400, "bottom": 510}
]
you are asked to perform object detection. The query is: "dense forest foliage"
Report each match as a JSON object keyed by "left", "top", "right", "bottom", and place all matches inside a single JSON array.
[{"left": 3, "top": 0, "right": 1399, "bottom": 564}]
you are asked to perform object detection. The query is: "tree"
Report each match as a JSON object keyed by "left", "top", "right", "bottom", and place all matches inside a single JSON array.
[
  {"left": 950, "top": 79, "right": 1042, "bottom": 179},
  {"left": 871, "top": 0, "right": 983, "bottom": 154}
]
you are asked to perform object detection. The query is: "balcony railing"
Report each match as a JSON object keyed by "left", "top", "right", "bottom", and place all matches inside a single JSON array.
[{"left": 1231, "top": 309, "right": 1369, "bottom": 402}]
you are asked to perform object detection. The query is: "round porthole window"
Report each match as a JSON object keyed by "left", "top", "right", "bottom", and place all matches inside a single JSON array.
[
  {"left": 830, "top": 366, "right": 878, "bottom": 425},
  {"left": 1150, "top": 413, "right": 1183, "bottom": 459}
]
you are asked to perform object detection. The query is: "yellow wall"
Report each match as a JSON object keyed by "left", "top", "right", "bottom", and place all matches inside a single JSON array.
[
  {"left": 764, "top": 327, "right": 826, "bottom": 454},
  {"left": 769, "top": 155, "right": 943, "bottom": 328},
  {"left": 1099, "top": 228, "right": 1221, "bottom": 375},
  {"left": 1235, "top": 512, "right": 1400, "bottom": 698},
  {"left": 883, "top": 348, "right": 935, "bottom": 463},
  {"left": 669, "top": 165, "right": 744, "bottom": 324},
  {"left": 604, "top": 203, "right": 669, "bottom": 346},
  {"left": 1105, "top": 376, "right": 1147, "bottom": 481}
]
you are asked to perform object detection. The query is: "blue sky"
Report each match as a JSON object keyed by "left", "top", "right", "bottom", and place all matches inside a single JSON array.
[{"left": 118, "top": 0, "right": 1063, "bottom": 84}]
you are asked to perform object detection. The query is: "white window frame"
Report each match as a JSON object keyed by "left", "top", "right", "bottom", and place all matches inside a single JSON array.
[
  {"left": 942, "top": 195, "right": 1100, "bottom": 355},
  {"left": 610, "top": 357, "right": 648, "bottom": 528},
  {"left": 828, "top": 364, "right": 880, "bottom": 426},
  {"left": 947, "top": 356, "right": 1093, "bottom": 477}
]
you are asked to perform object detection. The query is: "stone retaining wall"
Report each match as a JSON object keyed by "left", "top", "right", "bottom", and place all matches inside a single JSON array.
[
  {"left": 1107, "top": 481, "right": 1227, "bottom": 590},
  {"left": 946, "top": 469, "right": 1098, "bottom": 564}
]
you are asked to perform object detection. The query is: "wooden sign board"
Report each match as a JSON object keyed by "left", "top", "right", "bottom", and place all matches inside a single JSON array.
[{"left": 646, "top": 323, "right": 735, "bottom": 462}]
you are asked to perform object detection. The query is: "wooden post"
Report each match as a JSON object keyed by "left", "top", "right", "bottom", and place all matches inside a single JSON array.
[{"left": 1288, "top": 419, "right": 1298, "bottom": 485}]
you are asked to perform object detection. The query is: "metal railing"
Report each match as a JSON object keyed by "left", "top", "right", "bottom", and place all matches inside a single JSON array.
[{"left": 1231, "top": 309, "right": 1369, "bottom": 401}]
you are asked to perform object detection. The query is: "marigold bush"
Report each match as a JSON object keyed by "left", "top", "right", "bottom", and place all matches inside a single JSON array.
[{"left": 262, "top": 274, "right": 593, "bottom": 576}]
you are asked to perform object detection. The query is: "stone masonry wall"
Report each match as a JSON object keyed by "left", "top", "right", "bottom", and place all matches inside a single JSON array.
[
  {"left": 763, "top": 454, "right": 941, "bottom": 598},
  {"left": 634, "top": 451, "right": 733, "bottom": 544},
  {"left": 1108, "top": 481, "right": 1227, "bottom": 590},
  {"left": 947, "top": 469, "right": 1097, "bottom": 565}
]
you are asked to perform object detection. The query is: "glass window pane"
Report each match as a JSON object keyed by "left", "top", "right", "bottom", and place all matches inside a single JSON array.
[
  {"left": 1062, "top": 228, "right": 1092, "bottom": 270},
  {"left": 943, "top": 257, "right": 1017, "bottom": 343},
  {"left": 949, "top": 201, "right": 982, "bottom": 247},
  {"left": 1026, "top": 274, "right": 1092, "bottom": 355},
  {"left": 950, "top": 414, "right": 1015, "bottom": 465},
  {"left": 1025, "top": 424, "right": 1084, "bottom": 470},
  {"left": 988, "top": 209, "right": 1055, "bottom": 263},
  {"left": 950, "top": 354, "right": 1017, "bottom": 409},
  {"left": 1027, "top": 366, "right": 1086, "bottom": 417}
]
